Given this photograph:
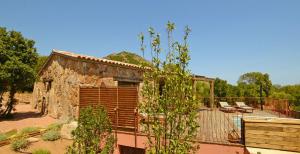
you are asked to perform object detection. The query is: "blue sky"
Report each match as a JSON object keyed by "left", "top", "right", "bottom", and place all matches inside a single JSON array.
[{"left": 1, "top": 0, "right": 299, "bottom": 85}]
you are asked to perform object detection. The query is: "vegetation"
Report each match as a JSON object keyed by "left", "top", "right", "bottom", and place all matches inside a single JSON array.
[
  {"left": 214, "top": 78, "right": 231, "bottom": 97},
  {"left": 195, "top": 81, "right": 210, "bottom": 98},
  {"left": 238, "top": 72, "right": 272, "bottom": 97},
  {"left": 5, "top": 129, "right": 18, "bottom": 137},
  {"left": 139, "top": 22, "right": 199, "bottom": 153},
  {"left": 0, "top": 133, "right": 7, "bottom": 141},
  {"left": 0, "top": 129, "right": 17, "bottom": 141},
  {"left": 104, "top": 51, "right": 151, "bottom": 66},
  {"left": 99, "top": 135, "right": 115, "bottom": 154},
  {"left": 272, "top": 84, "right": 300, "bottom": 111},
  {"left": 214, "top": 74, "right": 300, "bottom": 111},
  {"left": 194, "top": 81, "right": 210, "bottom": 106},
  {"left": 35, "top": 56, "right": 48, "bottom": 74},
  {"left": 10, "top": 138, "right": 29, "bottom": 151},
  {"left": 0, "top": 27, "right": 38, "bottom": 118},
  {"left": 214, "top": 72, "right": 272, "bottom": 98},
  {"left": 46, "top": 122, "right": 63, "bottom": 131},
  {"left": 42, "top": 130, "right": 61, "bottom": 141},
  {"left": 19, "top": 126, "right": 40, "bottom": 135},
  {"left": 67, "top": 106, "right": 115, "bottom": 154},
  {"left": 32, "top": 149, "right": 51, "bottom": 154}
]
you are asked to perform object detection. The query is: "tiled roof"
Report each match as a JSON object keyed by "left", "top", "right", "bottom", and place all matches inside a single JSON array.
[
  {"left": 52, "top": 49, "right": 143, "bottom": 69},
  {"left": 38, "top": 49, "right": 145, "bottom": 76}
]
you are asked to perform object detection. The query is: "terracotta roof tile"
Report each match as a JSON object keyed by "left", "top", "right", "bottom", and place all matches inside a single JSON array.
[{"left": 52, "top": 49, "right": 143, "bottom": 69}]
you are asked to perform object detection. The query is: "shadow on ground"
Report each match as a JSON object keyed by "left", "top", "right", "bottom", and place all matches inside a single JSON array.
[{"left": 0, "top": 112, "right": 43, "bottom": 122}]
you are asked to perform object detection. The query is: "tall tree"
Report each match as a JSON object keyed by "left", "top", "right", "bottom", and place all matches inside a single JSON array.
[
  {"left": 214, "top": 78, "right": 229, "bottom": 97},
  {"left": 195, "top": 81, "right": 210, "bottom": 98},
  {"left": 139, "top": 22, "right": 199, "bottom": 153},
  {"left": 238, "top": 72, "right": 272, "bottom": 110},
  {"left": 238, "top": 72, "right": 272, "bottom": 97},
  {"left": 0, "top": 27, "right": 38, "bottom": 117},
  {"left": 35, "top": 55, "right": 48, "bottom": 74},
  {"left": 272, "top": 84, "right": 300, "bottom": 111}
]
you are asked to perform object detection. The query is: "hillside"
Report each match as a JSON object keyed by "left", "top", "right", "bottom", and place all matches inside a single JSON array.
[{"left": 104, "top": 51, "right": 151, "bottom": 66}]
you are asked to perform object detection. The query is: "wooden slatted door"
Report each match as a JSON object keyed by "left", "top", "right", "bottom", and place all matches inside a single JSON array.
[
  {"left": 79, "top": 87, "right": 99, "bottom": 108},
  {"left": 79, "top": 86, "right": 138, "bottom": 129},
  {"left": 118, "top": 87, "right": 138, "bottom": 128},
  {"left": 100, "top": 87, "right": 117, "bottom": 126}
]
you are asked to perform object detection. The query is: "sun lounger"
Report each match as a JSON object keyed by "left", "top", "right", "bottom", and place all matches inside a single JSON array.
[
  {"left": 219, "top": 102, "right": 236, "bottom": 112},
  {"left": 235, "top": 102, "right": 254, "bottom": 113}
]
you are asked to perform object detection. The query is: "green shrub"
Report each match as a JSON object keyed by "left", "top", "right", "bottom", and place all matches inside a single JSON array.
[
  {"left": 5, "top": 129, "right": 18, "bottom": 137},
  {"left": 19, "top": 127, "right": 40, "bottom": 135},
  {"left": 67, "top": 106, "right": 115, "bottom": 154},
  {"left": 46, "top": 123, "right": 63, "bottom": 131},
  {"left": 11, "top": 138, "right": 29, "bottom": 151},
  {"left": 101, "top": 134, "right": 115, "bottom": 154},
  {"left": 0, "top": 134, "right": 7, "bottom": 141},
  {"left": 32, "top": 148, "right": 51, "bottom": 154},
  {"left": 42, "top": 130, "right": 60, "bottom": 141},
  {"left": 0, "top": 129, "right": 18, "bottom": 141},
  {"left": 293, "top": 105, "right": 300, "bottom": 111}
]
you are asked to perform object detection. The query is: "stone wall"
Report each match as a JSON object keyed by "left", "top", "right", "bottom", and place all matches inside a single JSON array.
[{"left": 32, "top": 54, "right": 143, "bottom": 120}]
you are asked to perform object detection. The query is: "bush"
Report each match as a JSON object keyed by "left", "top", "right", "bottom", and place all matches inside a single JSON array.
[
  {"left": 11, "top": 138, "right": 29, "bottom": 151},
  {"left": 101, "top": 134, "right": 116, "bottom": 154},
  {"left": 67, "top": 106, "right": 115, "bottom": 154},
  {"left": 46, "top": 123, "right": 63, "bottom": 131},
  {"left": 0, "top": 134, "right": 7, "bottom": 141},
  {"left": 32, "top": 148, "right": 51, "bottom": 154},
  {"left": 293, "top": 105, "right": 300, "bottom": 111},
  {"left": 0, "top": 129, "right": 18, "bottom": 141},
  {"left": 42, "top": 130, "right": 60, "bottom": 141},
  {"left": 19, "top": 127, "right": 40, "bottom": 135},
  {"left": 5, "top": 129, "right": 18, "bottom": 137}
]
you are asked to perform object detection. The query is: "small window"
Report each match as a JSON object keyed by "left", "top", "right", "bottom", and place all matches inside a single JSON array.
[
  {"left": 44, "top": 81, "right": 52, "bottom": 92},
  {"left": 43, "top": 78, "right": 53, "bottom": 92},
  {"left": 159, "top": 80, "right": 165, "bottom": 96}
]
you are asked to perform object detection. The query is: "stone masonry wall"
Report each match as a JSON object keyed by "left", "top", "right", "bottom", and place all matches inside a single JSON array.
[{"left": 32, "top": 54, "right": 143, "bottom": 120}]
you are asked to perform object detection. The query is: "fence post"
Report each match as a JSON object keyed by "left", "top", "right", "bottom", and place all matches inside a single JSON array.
[
  {"left": 210, "top": 81, "right": 214, "bottom": 108},
  {"left": 241, "top": 119, "right": 245, "bottom": 145},
  {"left": 285, "top": 100, "right": 289, "bottom": 117},
  {"left": 260, "top": 84, "right": 263, "bottom": 110}
]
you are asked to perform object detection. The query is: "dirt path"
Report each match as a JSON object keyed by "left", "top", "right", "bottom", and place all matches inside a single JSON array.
[{"left": 0, "top": 104, "right": 57, "bottom": 133}]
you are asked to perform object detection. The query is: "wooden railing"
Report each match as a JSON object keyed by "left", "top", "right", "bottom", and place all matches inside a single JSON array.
[
  {"left": 197, "top": 108, "right": 242, "bottom": 145},
  {"left": 198, "top": 97, "right": 300, "bottom": 119}
]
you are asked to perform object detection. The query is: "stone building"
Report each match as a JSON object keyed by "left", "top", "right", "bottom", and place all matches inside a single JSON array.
[{"left": 32, "top": 49, "right": 144, "bottom": 120}]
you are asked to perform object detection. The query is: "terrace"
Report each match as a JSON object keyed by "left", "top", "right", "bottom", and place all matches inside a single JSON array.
[
  {"left": 197, "top": 107, "right": 281, "bottom": 145},
  {"left": 78, "top": 86, "right": 300, "bottom": 153},
  {"left": 196, "top": 97, "right": 299, "bottom": 145}
]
